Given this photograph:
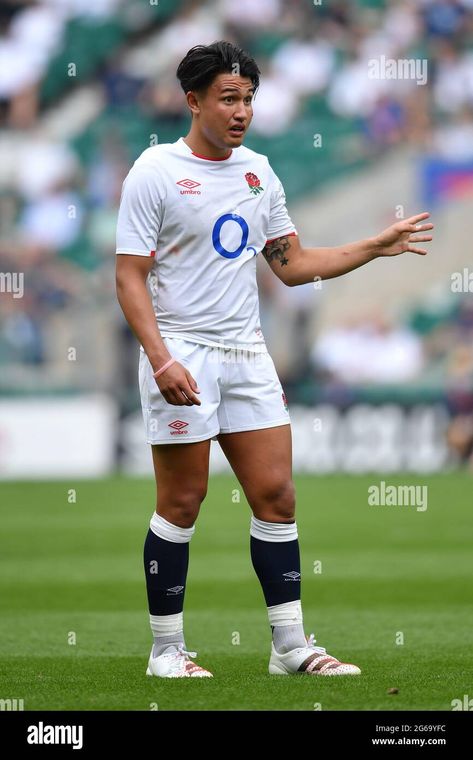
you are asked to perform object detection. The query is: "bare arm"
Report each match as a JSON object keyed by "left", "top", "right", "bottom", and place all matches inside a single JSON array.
[
  {"left": 116, "top": 255, "right": 201, "bottom": 406},
  {"left": 262, "top": 213, "right": 434, "bottom": 286}
]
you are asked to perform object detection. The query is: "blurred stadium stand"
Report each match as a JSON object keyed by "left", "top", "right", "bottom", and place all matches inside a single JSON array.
[{"left": 1, "top": 0, "right": 473, "bottom": 475}]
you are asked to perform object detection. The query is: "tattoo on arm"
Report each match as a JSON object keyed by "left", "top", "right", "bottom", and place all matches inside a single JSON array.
[{"left": 262, "top": 236, "right": 290, "bottom": 267}]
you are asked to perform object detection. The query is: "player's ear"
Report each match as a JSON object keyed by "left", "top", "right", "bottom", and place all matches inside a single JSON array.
[{"left": 186, "top": 91, "right": 200, "bottom": 116}]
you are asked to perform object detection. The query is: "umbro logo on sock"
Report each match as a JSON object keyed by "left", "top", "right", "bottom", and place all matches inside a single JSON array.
[
  {"left": 283, "top": 571, "right": 301, "bottom": 581},
  {"left": 166, "top": 585, "right": 184, "bottom": 596}
]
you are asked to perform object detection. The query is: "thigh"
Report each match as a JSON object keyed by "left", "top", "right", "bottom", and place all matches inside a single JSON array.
[
  {"left": 217, "top": 424, "right": 293, "bottom": 508},
  {"left": 152, "top": 439, "right": 211, "bottom": 494},
  {"left": 151, "top": 439, "right": 211, "bottom": 525}
]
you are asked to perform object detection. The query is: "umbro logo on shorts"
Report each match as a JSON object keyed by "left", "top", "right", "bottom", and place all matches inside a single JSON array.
[
  {"left": 168, "top": 419, "right": 189, "bottom": 435},
  {"left": 176, "top": 178, "right": 201, "bottom": 195},
  {"left": 283, "top": 571, "right": 301, "bottom": 581},
  {"left": 166, "top": 585, "right": 184, "bottom": 596}
]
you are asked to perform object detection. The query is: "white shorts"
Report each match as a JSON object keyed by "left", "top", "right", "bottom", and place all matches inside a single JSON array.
[{"left": 138, "top": 337, "right": 290, "bottom": 444}]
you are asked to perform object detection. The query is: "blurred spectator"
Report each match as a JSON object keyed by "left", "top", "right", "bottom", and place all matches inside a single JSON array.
[
  {"left": 432, "top": 42, "right": 473, "bottom": 113},
  {"left": 363, "top": 95, "right": 406, "bottom": 148},
  {"left": 422, "top": 0, "right": 469, "bottom": 38},
  {"left": 328, "top": 55, "right": 385, "bottom": 117},
  {"left": 140, "top": 72, "right": 187, "bottom": 123},
  {"left": 251, "top": 65, "right": 299, "bottom": 135},
  {"left": 19, "top": 185, "right": 84, "bottom": 250},
  {"left": 14, "top": 140, "right": 79, "bottom": 200},
  {"left": 431, "top": 108, "right": 473, "bottom": 160},
  {"left": 0, "top": 4, "right": 64, "bottom": 127},
  {"left": 271, "top": 31, "right": 336, "bottom": 97},
  {"left": 219, "top": 0, "right": 282, "bottom": 30},
  {"left": 312, "top": 313, "right": 424, "bottom": 385}
]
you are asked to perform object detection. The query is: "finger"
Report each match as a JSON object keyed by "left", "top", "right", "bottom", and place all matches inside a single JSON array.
[
  {"left": 406, "top": 212, "right": 430, "bottom": 225},
  {"left": 181, "top": 383, "right": 201, "bottom": 406},
  {"left": 170, "top": 386, "right": 193, "bottom": 406},
  {"left": 408, "top": 235, "right": 433, "bottom": 243},
  {"left": 162, "top": 390, "right": 178, "bottom": 406},
  {"left": 407, "top": 246, "right": 428, "bottom": 255},
  {"left": 179, "top": 389, "right": 194, "bottom": 406},
  {"left": 408, "top": 223, "right": 434, "bottom": 232},
  {"left": 164, "top": 384, "right": 196, "bottom": 406},
  {"left": 167, "top": 387, "right": 188, "bottom": 406},
  {"left": 157, "top": 385, "right": 176, "bottom": 405},
  {"left": 186, "top": 371, "right": 201, "bottom": 394}
]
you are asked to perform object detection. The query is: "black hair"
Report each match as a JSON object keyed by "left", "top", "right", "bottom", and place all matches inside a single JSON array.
[{"left": 176, "top": 40, "right": 260, "bottom": 95}]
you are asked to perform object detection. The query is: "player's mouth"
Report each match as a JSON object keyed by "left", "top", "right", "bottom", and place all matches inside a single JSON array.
[{"left": 228, "top": 125, "right": 245, "bottom": 137}]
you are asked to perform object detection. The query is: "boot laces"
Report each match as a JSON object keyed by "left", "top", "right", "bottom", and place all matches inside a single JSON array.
[{"left": 306, "top": 633, "right": 327, "bottom": 655}]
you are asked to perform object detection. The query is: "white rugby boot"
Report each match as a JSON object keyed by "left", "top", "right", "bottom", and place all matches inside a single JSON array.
[
  {"left": 146, "top": 643, "right": 213, "bottom": 678},
  {"left": 269, "top": 633, "right": 361, "bottom": 676}
]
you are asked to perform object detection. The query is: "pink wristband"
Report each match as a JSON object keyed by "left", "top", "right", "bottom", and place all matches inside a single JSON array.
[{"left": 153, "top": 357, "right": 176, "bottom": 379}]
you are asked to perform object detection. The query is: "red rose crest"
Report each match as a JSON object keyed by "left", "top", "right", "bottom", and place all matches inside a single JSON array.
[{"left": 245, "top": 172, "right": 264, "bottom": 195}]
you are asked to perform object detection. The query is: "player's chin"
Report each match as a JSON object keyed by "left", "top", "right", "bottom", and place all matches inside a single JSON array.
[{"left": 226, "top": 128, "right": 246, "bottom": 144}]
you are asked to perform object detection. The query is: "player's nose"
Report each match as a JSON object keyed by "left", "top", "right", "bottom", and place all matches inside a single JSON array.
[{"left": 233, "top": 103, "right": 247, "bottom": 121}]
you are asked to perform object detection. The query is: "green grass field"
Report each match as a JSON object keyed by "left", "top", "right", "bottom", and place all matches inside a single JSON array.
[{"left": 0, "top": 473, "right": 472, "bottom": 711}]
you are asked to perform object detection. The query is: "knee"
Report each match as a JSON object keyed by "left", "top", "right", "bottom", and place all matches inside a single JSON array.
[
  {"left": 252, "top": 479, "right": 296, "bottom": 522},
  {"left": 158, "top": 485, "right": 207, "bottom": 528}
]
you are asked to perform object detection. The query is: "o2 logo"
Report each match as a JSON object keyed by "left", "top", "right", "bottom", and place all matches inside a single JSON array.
[{"left": 212, "top": 213, "right": 256, "bottom": 259}]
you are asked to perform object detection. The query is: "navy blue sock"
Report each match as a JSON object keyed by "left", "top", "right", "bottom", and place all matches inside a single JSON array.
[
  {"left": 143, "top": 528, "right": 189, "bottom": 615},
  {"left": 250, "top": 535, "right": 301, "bottom": 608}
]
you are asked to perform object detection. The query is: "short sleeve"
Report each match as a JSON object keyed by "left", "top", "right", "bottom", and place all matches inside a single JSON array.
[
  {"left": 116, "top": 164, "right": 162, "bottom": 257},
  {"left": 266, "top": 166, "right": 297, "bottom": 243}
]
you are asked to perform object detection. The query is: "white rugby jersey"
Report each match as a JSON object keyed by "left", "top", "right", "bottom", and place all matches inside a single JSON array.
[{"left": 116, "top": 137, "right": 297, "bottom": 352}]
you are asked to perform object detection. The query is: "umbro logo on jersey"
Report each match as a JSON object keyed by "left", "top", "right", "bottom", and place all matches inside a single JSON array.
[
  {"left": 168, "top": 419, "right": 189, "bottom": 435},
  {"left": 166, "top": 585, "right": 184, "bottom": 596},
  {"left": 176, "top": 178, "right": 202, "bottom": 195},
  {"left": 283, "top": 571, "right": 301, "bottom": 581}
]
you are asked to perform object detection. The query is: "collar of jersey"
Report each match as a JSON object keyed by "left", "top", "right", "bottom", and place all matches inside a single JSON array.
[{"left": 178, "top": 137, "right": 233, "bottom": 162}]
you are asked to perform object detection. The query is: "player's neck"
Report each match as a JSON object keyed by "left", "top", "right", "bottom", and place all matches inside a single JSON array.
[{"left": 183, "top": 131, "right": 232, "bottom": 161}]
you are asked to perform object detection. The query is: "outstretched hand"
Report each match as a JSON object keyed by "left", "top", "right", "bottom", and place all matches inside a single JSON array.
[{"left": 374, "top": 212, "right": 434, "bottom": 257}]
